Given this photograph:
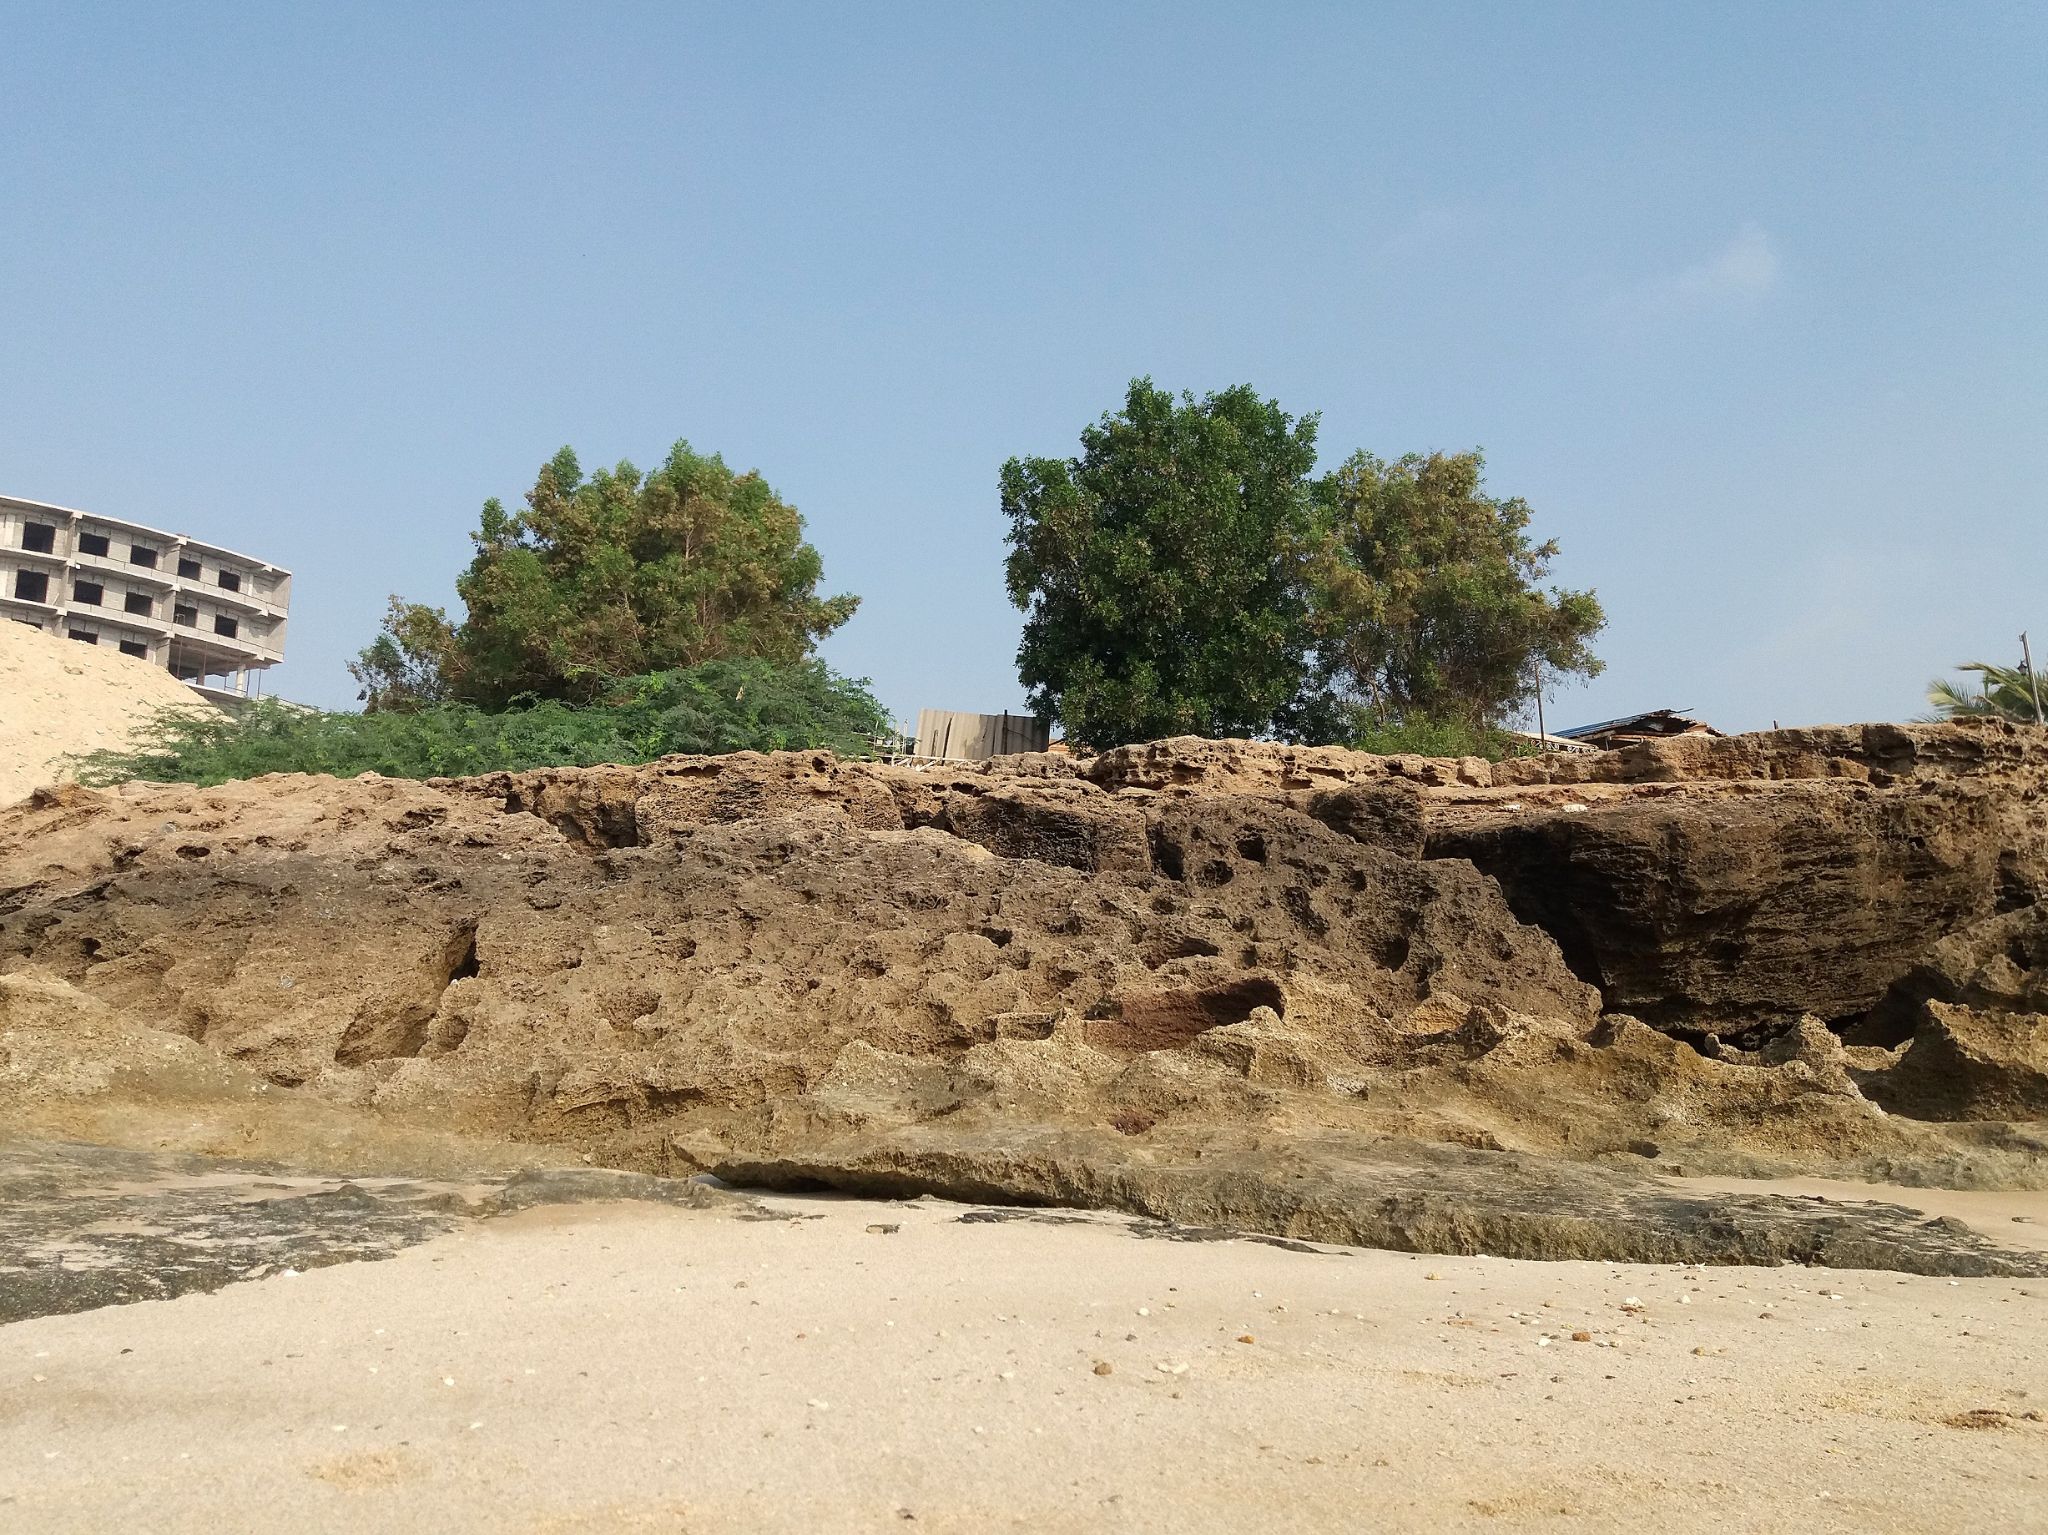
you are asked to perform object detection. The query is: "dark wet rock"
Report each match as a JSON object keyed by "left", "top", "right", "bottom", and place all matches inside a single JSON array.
[{"left": 0, "top": 1139, "right": 765, "bottom": 1325}]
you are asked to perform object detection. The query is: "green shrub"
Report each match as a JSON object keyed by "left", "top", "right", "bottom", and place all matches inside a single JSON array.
[
  {"left": 1345, "top": 715, "right": 1528, "bottom": 761},
  {"left": 73, "top": 659, "right": 893, "bottom": 788}
]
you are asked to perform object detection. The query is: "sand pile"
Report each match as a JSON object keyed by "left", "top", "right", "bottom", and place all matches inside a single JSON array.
[
  {"left": 0, "top": 620, "right": 216, "bottom": 807},
  {"left": 1, "top": 722, "right": 2044, "bottom": 1268}
]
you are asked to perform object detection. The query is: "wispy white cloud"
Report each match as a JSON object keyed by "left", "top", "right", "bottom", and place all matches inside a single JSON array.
[
  {"left": 1672, "top": 224, "right": 1780, "bottom": 300},
  {"left": 1623, "top": 224, "right": 1781, "bottom": 315}
]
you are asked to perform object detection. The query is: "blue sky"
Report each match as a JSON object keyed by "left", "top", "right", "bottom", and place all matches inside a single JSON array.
[{"left": 3, "top": 2, "right": 2042, "bottom": 732}]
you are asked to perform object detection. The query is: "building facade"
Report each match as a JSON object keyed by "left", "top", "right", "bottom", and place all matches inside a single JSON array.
[{"left": 0, "top": 493, "right": 291, "bottom": 704}]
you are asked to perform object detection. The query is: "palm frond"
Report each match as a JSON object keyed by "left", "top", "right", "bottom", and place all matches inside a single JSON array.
[{"left": 1927, "top": 659, "right": 2045, "bottom": 724}]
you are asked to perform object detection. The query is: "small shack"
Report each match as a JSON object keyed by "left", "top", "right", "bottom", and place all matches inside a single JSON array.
[
  {"left": 1555, "top": 709, "right": 1723, "bottom": 751},
  {"left": 1503, "top": 728, "right": 1600, "bottom": 756},
  {"left": 913, "top": 708, "right": 1051, "bottom": 762}
]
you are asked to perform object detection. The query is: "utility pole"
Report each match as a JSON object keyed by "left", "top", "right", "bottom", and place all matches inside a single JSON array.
[
  {"left": 1532, "top": 656, "right": 1546, "bottom": 744},
  {"left": 2023, "top": 631, "right": 2045, "bottom": 726}
]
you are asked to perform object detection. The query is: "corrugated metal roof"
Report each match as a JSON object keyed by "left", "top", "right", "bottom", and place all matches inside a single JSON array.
[{"left": 1556, "top": 708, "right": 1716, "bottom": 740}]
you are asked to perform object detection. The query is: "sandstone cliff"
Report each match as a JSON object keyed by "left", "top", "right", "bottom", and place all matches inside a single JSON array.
[{"left": 2, "top": 722, "right": 2043, "bottom": 1265}]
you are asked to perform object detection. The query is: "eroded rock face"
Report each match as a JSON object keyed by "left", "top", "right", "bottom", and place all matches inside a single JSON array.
[
  {"left": 1, "top": 720, "right": 2045, "bottom": 1263},
  {"left": 0, "top": 774, "right": 1595, "bottom": 1117},
  {"left": 1872, "top": 1003, "right": 2048, "bottom": 1122},
  {"left": 1426, "top": 781, "right": 2005, "bottom": 1034}
]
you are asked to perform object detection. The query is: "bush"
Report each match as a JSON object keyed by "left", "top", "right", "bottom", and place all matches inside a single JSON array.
[
  {"left": 1346, "top": 715, "right": 1528, "bottom": 761},
  {"left": 73, "top": 659, "right": 894, "bottom": 788}
]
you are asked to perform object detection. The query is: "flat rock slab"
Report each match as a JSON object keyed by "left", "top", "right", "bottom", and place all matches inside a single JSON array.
[
  {"left": 0, "top": 1140, "right": 765, "bottom": 1325},
  {"left": 6, "top": 1130, "right": 2044, "bottom": 1333},
  {"left": 711, "top": 1129, "right": 2048, "bottom": 1278}
]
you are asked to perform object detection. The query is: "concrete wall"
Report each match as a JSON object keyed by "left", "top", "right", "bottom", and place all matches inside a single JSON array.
[{"left": 914, "top": 709, "right": 1051, "bottom": 761}]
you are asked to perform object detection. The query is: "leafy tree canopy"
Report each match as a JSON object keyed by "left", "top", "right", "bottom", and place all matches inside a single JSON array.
[
  {"left": 1003, "top": 382, "right": 1605, "bottom": 749},
  {"left": 1003, "top": 379, "right": 1321, "bottom": 747},
  {"left": 350, "top": 595, "right": 460, "bottom": 713},
  {"left": 1298, "top": 450, "right": 1606, "bottom": 737},
  {"left": 352, "top": 443, "right": 858, "bottom": 710}
]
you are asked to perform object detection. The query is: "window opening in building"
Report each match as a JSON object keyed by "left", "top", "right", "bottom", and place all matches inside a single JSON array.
[
  {"left": 73, "top": 580, "right": 103, "bottom": 605},
  {"left": 79, "top": 532, "right": 110, "bottom": 557},
  {"left": 22, "top": 522, "right": 56, "bottom": 554},
  {"left": 124, "top": 591, "right": 153, "bottom": 616},
  {"left": 213, "top": 615, "right": 238, "bottom": 638},
  {"left": 13, "top": 570, "right": 50, "bottom": 602},
  {"left": 119, "top": 639, "right": 148, "bottom": 658},
  {"left": 130, "top": 545, "right": 159, "bottom": 569},
  {"left": 173, "top": 604, "right": 197, "bottom": 626},
  {"left": 178, "top": 557, "right": 202, "bottom": 579},
  {"left": 218, "top": 569, "right": 242, "bottom": 592},
  {"left": 68, "top": 629, "right": 97, "bottom": 644}
]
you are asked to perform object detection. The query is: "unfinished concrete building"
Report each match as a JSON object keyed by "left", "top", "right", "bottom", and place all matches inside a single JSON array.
[{"left": 0, "top": 493, "right": 291, "bottom": 705}]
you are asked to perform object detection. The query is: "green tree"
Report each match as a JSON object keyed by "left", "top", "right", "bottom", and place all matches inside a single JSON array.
[
  {"left": 1003, "top": 379, "right": 1321, "bottom": 747},
  {"left": 1299, "top": 450, "right": 1605, "bottom": 735},
  {"left": 1927, "top": 659, "right": 2045, "bottom": 723},
  {"left": 356, "top": 442, "right": 858, "bottom": 710},
  {"left": 347, "top": 596, "right": 460, "bottom": 712}
]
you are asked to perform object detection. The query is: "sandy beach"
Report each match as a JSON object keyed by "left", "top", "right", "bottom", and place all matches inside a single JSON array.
[{"left": 4, "top": 1187, "right": 2044, "bottom": 1535}]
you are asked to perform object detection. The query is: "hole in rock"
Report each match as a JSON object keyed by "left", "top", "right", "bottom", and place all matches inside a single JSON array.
[
  {"left": 1993, "top": 853, "right": 2033, "bottom": 913},
  {"left": 1087, "top": 975, "right": 1285, "bottom": 1052},
  {"left": 333, "top": 921, "right": 481, "bottom": 1067},
  {"left": 1234, "top": 833, "right": 1268, "bottom": 864},
  {"left": 1140, "top": 932, "right": 1223, "bottom": 969}
]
